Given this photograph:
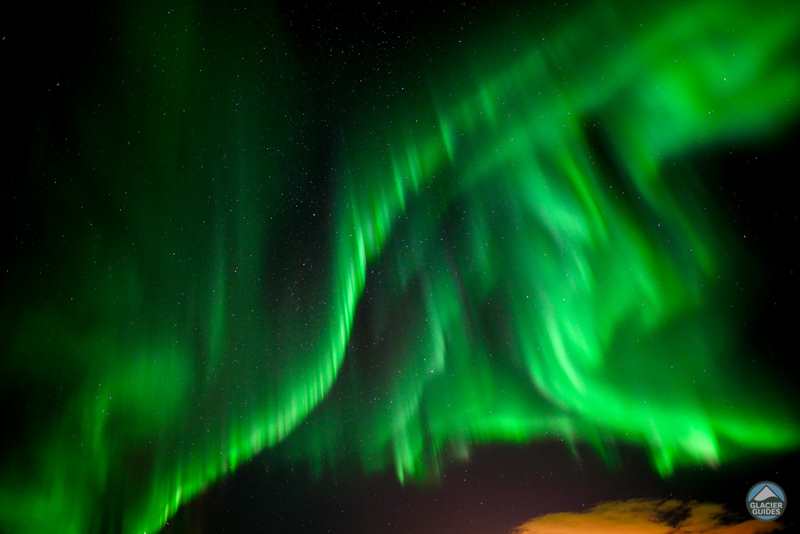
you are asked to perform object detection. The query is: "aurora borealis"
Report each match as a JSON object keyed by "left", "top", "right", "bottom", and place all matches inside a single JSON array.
[{"left": 1, "top": 1, "right": 799, "bottom": 533}]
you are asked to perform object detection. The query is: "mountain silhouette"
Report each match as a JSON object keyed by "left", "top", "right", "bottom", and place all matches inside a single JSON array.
[{"left": 753, "top": 485, "right": 780, "bottom": 502}]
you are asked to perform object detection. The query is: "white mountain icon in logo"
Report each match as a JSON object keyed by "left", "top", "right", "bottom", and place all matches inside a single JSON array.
[{"left": 753, "top": 485, "right": 779, "bottom": 502}]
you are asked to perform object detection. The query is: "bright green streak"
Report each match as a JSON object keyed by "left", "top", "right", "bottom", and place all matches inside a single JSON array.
[{"left": 1, "top": 1, "right": 799, "bottom": 533}]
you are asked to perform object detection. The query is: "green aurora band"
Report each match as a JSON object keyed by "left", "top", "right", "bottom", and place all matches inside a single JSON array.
[{"left": 1, "top": 1, "right": 800, "bottom": 533}]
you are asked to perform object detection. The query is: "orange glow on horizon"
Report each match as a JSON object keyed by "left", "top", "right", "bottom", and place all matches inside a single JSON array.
[{"left": 513, "top": 499, "right": 782, "bottom": 534}]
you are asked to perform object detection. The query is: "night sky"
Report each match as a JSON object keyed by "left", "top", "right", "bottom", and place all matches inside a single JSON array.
[{"left": 2, "top": 2, "right": 799, "bottom": 533}]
